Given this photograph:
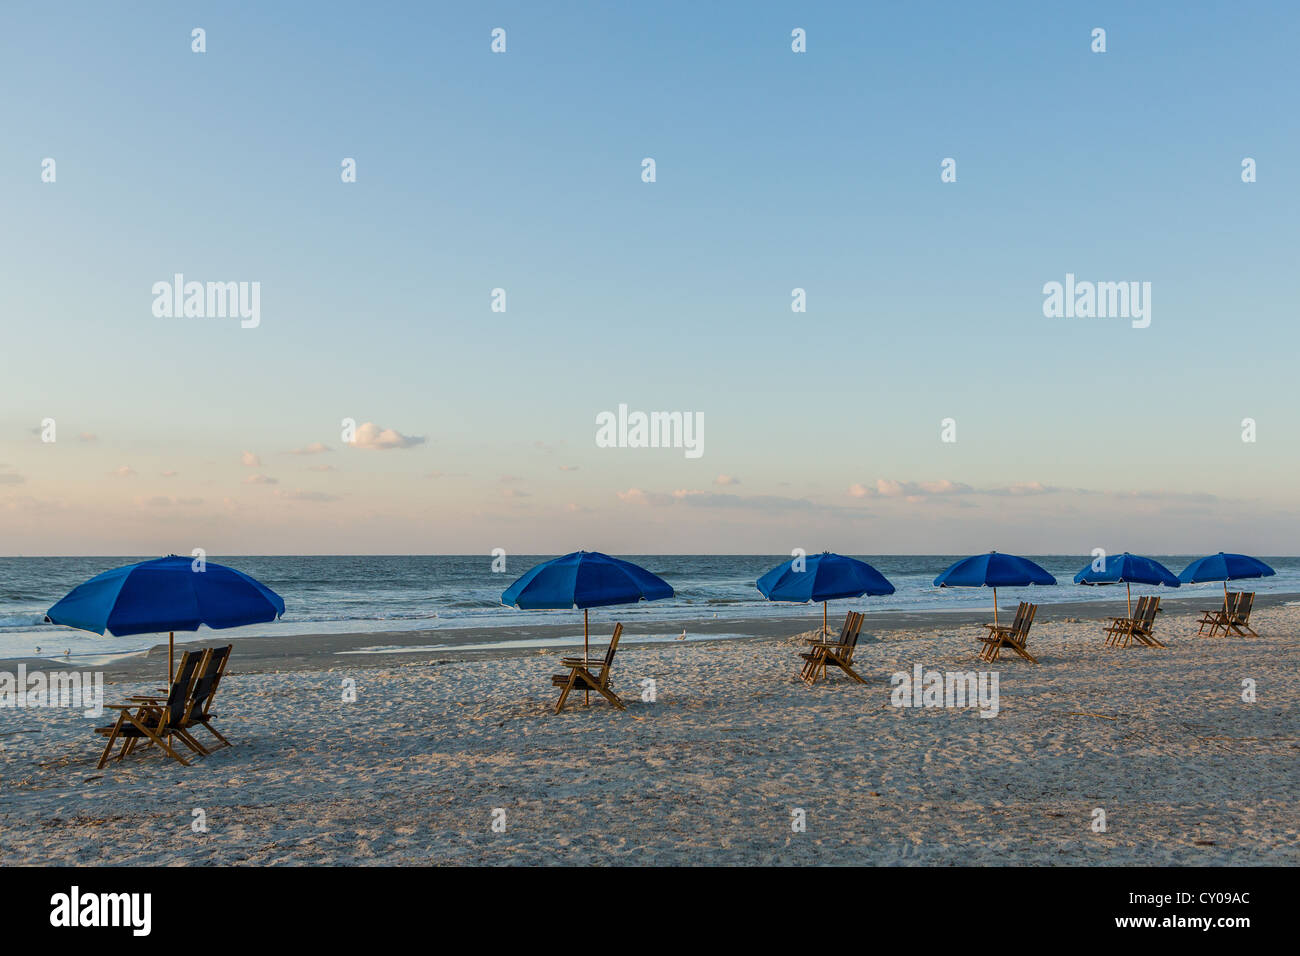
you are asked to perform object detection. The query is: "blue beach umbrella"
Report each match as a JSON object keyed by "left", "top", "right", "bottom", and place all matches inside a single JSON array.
[
  {"left": 756, "top": 552, "right": 895, "bottom": 635},
  {"left": 933, "top": 551, "right": 1056, "bottom": 627},
  {"left": 1073, "top": 552, "right": 1180, "bottom": 617},
  {"left": 45, "top": 554, "right": 285, "bottom": 679},
  {"left": 501, "top": 551, "right": 673, "bottom": 702},
  {"left": 1178, "top": 552, "right": 1275, "bottom": 604}
]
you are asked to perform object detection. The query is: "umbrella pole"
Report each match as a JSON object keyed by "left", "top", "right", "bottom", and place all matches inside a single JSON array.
[
  {"left": 169, "top": 632, "right": 174, "bottom": 682},
  {"left": 823, "top": 601, "right": 828, "bottom": 637},
  {"left": 1126, "top": 583, "right": 1132, "bottom": 618},
  {"left": 992, "top": 587, "right": 998, "bottom": 627},
  {"left": 584, "top": 608, "right": 589, "bottom": 707},
  {"left": 1223, "top": 580, "right": 1229, "bottom": 610}
]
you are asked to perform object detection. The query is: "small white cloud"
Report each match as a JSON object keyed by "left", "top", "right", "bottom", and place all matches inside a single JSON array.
[
  {"left": 714, "top": 474, "right": 740, "bottom": 486},
  {"left": 289, "top": 442, "right": 332, "bottom": 456},
  {"left": 240, "top": 451, "right": 262, "bottom": 467},
  {"left": 853, "top": 479, "right": 974, "bottom": 499},
  {"left": 987, "top": 481, "right": 1057, "bottom": 496},
  {"left": 617, "top": 487, "right": 672, "bottom": 506},
  {"left": 347, "top": 422, "right": 426, "bottom": 451}
]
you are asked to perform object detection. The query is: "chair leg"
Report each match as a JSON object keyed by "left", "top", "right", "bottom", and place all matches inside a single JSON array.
[
  {"left": 835, "top": 659, "right": 867, "bottom": 684},
  {"left": 122, "top": 713, "right": 190, "bottom": 767},
  {"left": 1013, "top": 642, "right": 1038, "bottom": 664},
  {"left": 555, "top": 670, "right": 578, "bottom": 714},
  {"left": 173, "top": 727, "right": 210, "bottom": 756},
  {"left": 196, "top": 720, "right": 231, "bottom": 749},
  {"left": 154, "top": 732, "right": 191, "bottom": 767},
  {"left": 589, "top": 677, "right": 626, "bottom": 711},
  {"left": 97, "top": 715, "right": 126, "bottom": 770}
]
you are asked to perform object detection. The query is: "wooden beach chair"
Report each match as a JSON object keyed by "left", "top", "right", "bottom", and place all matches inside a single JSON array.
[
  {"left": 799, "top": 611, "right": 865, "bottom": 684},
  {"left": 1105, "top": 595, "right": 1150, "bottom": 648},
  {"left": 1105, "top": 596, "right": 1163, "bottom": 648},
  {"left": 128, "top": 644, "right": 233, "bottom": 752},
  {"left": 798, "top": 612, "right": 853, "bottom": 682},
  {"left": 978, "top": 602, "right": 1038, "bottom": 663},
  {"left": 1129, "top": 596, "right": 1164, "bottom": 647},
  {"left": 181, "top": 644, "right": 233, "bottom": 748},
  {"left": 551, "top": 623, "right": 625, "bottom": 713},
  {"left": 1211, "top": 591, "right": 1257, "bottom": 637},
  {"left": 94, "top": 649, "right": 206, "bottom": 769},
  {"left": 799, "top": 611, "right": 855, "bottom": 682},
  {"left": 1104, "top": 595, "right": 1146, "bottom": 647},
  {"left": 979, "top": 601, "right": 1028, "bottom": 657},
  {"left": 1197, "top": 592, "right": 1240, "bottom": 636}
]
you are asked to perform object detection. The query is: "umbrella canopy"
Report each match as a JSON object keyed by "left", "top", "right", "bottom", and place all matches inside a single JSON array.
[
  {"left": 45, "top": 555, "right": 285, "bottom": 678},
  {"left": 501, "top": 550, "right": 673, "bottom": 609},
  {"left": 756, "top": 552, "right": 894, "bottom": 634},
  {"left": 933, "top": 551, "right": 1056, "bottom": 626},
  {"left": 501, "top": 551, "right": 673, "bottom": 705},
  {"left": 1073, "top": 552, "right": 1180, "bottom": 616},
  {"left": 1178, "top": 552, "right": 1275, "bottom": 604},
  {"left": 1178, "top": 552, "right": 1275, "bottom": 585}
]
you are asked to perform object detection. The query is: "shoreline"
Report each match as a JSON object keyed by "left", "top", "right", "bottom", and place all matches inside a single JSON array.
[{"left": 9, "top": 590, "right": 1298, "bottom": 681}]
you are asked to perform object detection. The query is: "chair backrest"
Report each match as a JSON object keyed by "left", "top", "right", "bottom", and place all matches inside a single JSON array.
[
  {"left": 1223, "top": 591, "right": 1242, "bottom": 617},
  {"left": 1014, "top": 604, "right": 1038, "bottom": 642},
  {"left": 839, "top": 612, "right": 865, "bottom": 662},
  {"left": 1233, "top": 591, "right": 1255, "bottom": 622},
  {"left": 1127, "top": 595, "right": 1150, "bottom": 627},
  {"left": 599, "top": 624, "right": 624, "bottom": 675},
  {"left": 1143, "top": 596, "right": 1161, "bottom": 626},
  {"left": 187, "top": 644, "right": 232, "bottom": 720},
  {"left": 164, "top": 650, "right": 205, "bottom": 727},
  {"left": 1006, "top": 601, "right": 1031, "bottom": 633},
  {"left": 832, "top": 612, "right": 855, "bottom": 646}
]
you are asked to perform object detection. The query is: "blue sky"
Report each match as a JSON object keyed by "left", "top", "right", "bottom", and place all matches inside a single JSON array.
[{"left": 2, "top": 1, "right": 1298, "bottom": 554}]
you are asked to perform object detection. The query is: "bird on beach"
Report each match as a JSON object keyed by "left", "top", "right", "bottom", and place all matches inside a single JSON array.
[
  {"left": 677, "top": 628, "right": 686, "bottom": 641},
  {"left": 34, "top": 646, "right": 41, "bottom": 653}
]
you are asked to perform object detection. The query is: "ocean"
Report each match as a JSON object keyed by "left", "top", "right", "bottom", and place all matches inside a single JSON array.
[{"left": 2, "top": 554, "right": 1297, "bottom": 661}]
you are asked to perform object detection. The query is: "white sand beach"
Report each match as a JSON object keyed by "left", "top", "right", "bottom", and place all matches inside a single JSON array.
[{"left": 2, "top": 604, "right": 1296, "bottom": 866}]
